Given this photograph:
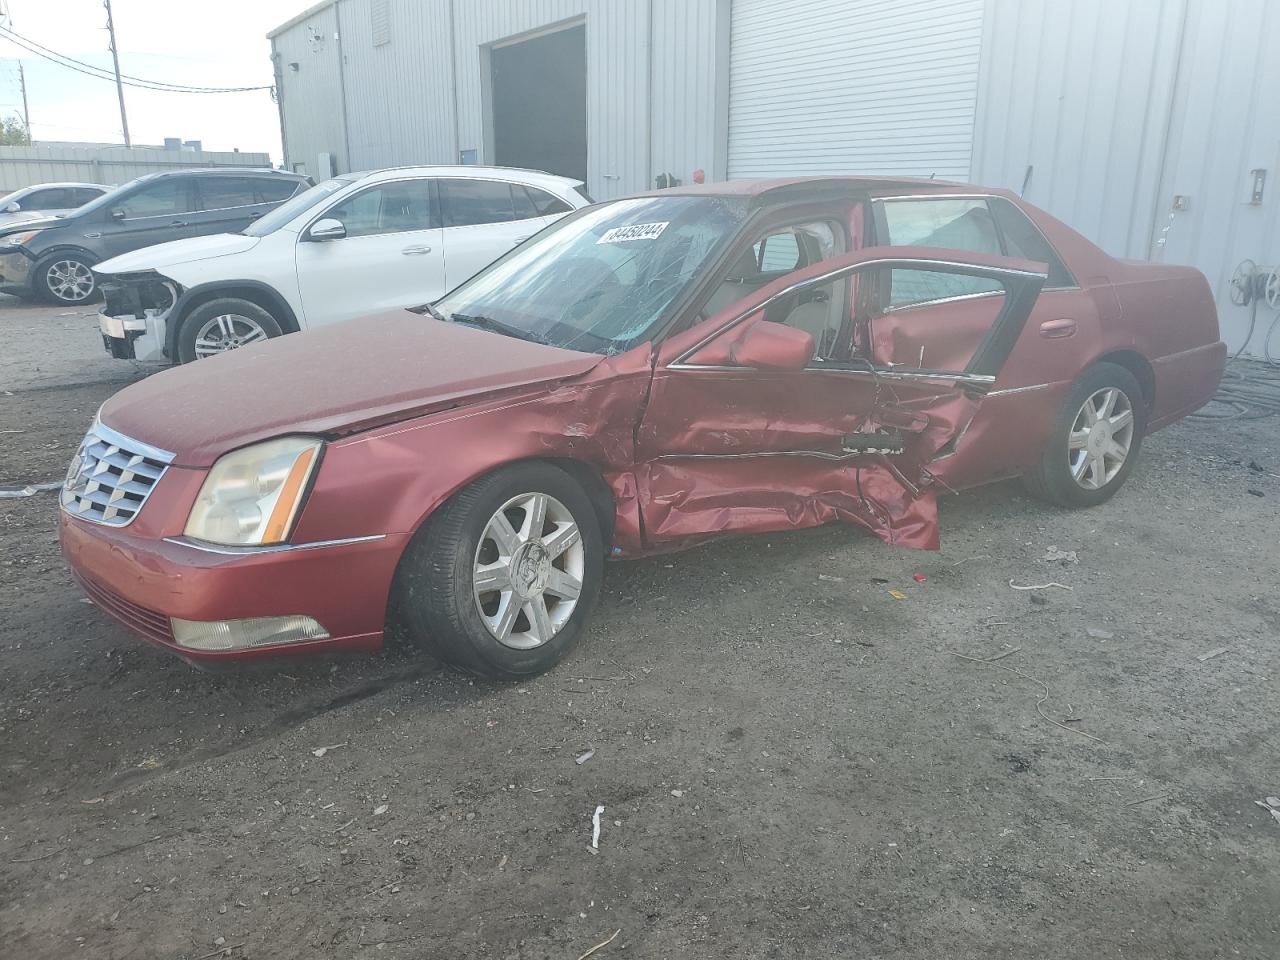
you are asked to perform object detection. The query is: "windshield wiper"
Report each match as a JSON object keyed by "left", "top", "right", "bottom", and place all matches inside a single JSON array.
[
  {"left": 450, "top": 313, "right": 547, "bottom": 344},
  {"left": 409, "top": 301, "right": 446, "bottom": 321}
]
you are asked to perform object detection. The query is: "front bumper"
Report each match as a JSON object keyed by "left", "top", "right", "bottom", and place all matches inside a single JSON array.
[
  {"left": 98, "top": 276, "right": 179, "bottom": 362},
  {"left": 59, "top": 511, "right": 410, "bottom": 661},
  {"left": 0, "top": 249, "right": 32, "bottom": 288}
]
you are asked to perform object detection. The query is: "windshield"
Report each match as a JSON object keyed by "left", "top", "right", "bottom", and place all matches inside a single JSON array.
[
  {"left": 243, "top": 176, "right": 355, "bottom": 237},
  {"left": 433, "top": 195, "right": 749, "bottom": 354}
]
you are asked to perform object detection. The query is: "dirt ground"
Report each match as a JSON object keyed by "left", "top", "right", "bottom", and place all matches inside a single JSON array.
[{"left": 2, "top": 299, "right": 1279, "bottom": 960}]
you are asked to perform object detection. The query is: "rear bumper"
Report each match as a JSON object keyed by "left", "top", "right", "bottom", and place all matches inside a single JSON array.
[
  {"left": 1149, "top": 340, "right": 1227, "bottom": 430},
  {"left": 59, "top": 511, "right": 410, "bottom": 661}
]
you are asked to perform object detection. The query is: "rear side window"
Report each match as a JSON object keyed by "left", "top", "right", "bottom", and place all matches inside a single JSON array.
[
  {"left": 880, "top": 197, "right": 1004, "bottom": 307},
  {"left": 525, "top": 186, "right": 572, "bottom": 216},
  {"left": 197, "top": 177, "right": 260, "bottom": 211},
  {"left": 71, "top": 188, "right": 104, "bottom": 206},
  {"left": 989, "top": 197, "right": 1074, "bottom": 288},
  {"left": 255, "top": 179, "right": 302, "bottom": 204},
  {"left": 441, "top": 179, "right": 516, "bottom": 227},
  {"left": 116, "top": 179, "right": 192, "bottom": 218}
]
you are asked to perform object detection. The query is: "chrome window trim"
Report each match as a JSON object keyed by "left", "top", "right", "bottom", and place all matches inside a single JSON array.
[
  {"left": 163, "top": 533, "right": 387, "bottom": 556},
  {"left": 884, "top": 289, "right": 1007, "bottom": 313},
  {"left": 668, "top": 254, "right": 1044, "bottom": 374},
  {"left": 872, "top": 193, "right": 1080, "bottom": 292}
]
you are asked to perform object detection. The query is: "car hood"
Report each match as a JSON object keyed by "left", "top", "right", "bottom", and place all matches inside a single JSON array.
[
  {"left": 96, "top": 232, "right": 262, "bottom": 273},
  {"left": 97, "top": 233, "right": 261, "bottom": 274},
  {"left": 98, "top": 311, "right": 605, "bottom": 466},
  {"left": 0, "top": 210, "right": 59, "bottom": 228},
  {"left": 0, "top": 215, "right": 61, "bottom": 237}
]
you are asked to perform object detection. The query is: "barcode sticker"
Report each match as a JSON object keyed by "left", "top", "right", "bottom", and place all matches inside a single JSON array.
[{"left": 597, "top": 221, "right": 669, "bottom": 244}]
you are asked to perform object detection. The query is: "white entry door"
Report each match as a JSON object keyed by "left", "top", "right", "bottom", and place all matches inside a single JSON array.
[{"left": 295, "top": 178, "right": 446, "bottom": 329}]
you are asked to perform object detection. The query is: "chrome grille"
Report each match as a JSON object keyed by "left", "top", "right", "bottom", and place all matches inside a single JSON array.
[{"left": 60, "top": 421, "right": 174, "bottom": 527}]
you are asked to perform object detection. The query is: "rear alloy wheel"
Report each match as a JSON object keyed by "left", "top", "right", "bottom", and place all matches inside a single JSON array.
[
  {"left": 1023, "top": 361, "right": 1146, "bottom": 508},
  {"left": 394, "top": 462, "right": 603, "bottom": 678},
  {"left": 176, "top": 297, "right": 284, "bottom": 363},
  {"left": 35, "top": 254, "right": 98, "bottom": 305}
]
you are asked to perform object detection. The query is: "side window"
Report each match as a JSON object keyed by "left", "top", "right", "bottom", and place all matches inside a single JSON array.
[
  {"left": 772, "top": 277, "right": 848, "bottom": 361},
  {"left": 197, "top": 177, "right": 260, "bottom": 211},
  {"left": 524, "top": 186, "right": 572, "bottom": 216},
  {"left": 511, "top": 185, "right": 538, "bottom": 220},
  {"left": 756, "top": 232, "right": 801, "bottom": 273},
  {"left": 989, "top": 197, "right": 1074, "bottom": 288},
  {"left": 880, "top": 198, "right": 1003, "bottom": 307},
  {"left": 255, "top": 179, "right": 301, "bottom": 204},
  {"left": 441, "top": 179, "right": 516, "bottom": 227},
  {"left": 323, "top": 180, "right": 437, "bottom": 238},
  {"left": 24, "top": 189, "right": 66, "bottom": 209},
  {"left": 72, "top": 188, "right": 104, "bottom": 207},
  {"left": 116, "top": 180, "right": 192, "bottom": 218}
]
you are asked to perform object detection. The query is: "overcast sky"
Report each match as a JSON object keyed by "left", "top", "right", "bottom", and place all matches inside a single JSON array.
[{"left": 0, "top": 0, "right": 310, "bottom": 162}]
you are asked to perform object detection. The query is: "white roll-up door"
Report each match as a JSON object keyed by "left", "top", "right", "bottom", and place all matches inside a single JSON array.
[{"left": 727, "top": 0, "right": 984, "bottom": 180}]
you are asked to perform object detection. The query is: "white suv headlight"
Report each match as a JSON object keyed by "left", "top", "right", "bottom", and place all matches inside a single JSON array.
[{"left": 184, "top": 436, "right": 322, "bottom": 546}]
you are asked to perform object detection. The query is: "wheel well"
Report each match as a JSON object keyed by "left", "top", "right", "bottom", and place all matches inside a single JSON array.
[
  {"left": 1095, "top": 350, "right": 1154, "bottom": 410},
  {"left": 540, "top": 458, "right": 617, "bottom": 545},
  {"left": 177, "top": 284, "right": 300, "bottom": 334},
  {"left": 34, "top": 247, "right": 98, "bottom": 267}
]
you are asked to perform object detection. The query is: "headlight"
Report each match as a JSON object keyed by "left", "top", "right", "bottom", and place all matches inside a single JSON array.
[
  {"left": 4, "top": 230, "right": 41, "bottom": 247},
  {"left": 184, "top": 436, "right": 322, "bottom": 546}
]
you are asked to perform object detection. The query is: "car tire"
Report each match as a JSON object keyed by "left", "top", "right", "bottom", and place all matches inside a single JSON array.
[
  {"left": 176, "top": 298, "right": 284, "bottom": 363},
  {"left": 1023, "top": 361, "right": 1147, "bottom": 508},
  {"left": 33, "top": 251, "right": 100, "bottom": 305},
  {"left": 393, "top": 462, "right": 604, "bottom": 679}
]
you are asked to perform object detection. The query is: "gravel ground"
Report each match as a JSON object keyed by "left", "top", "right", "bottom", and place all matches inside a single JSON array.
[{"left": 2, "top": 300, "right": 1279, "bottom": 959}]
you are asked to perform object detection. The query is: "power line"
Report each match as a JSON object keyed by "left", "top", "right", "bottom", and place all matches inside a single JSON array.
[{"left": 0, "top": 25, "right": 273, "bottom": 94}]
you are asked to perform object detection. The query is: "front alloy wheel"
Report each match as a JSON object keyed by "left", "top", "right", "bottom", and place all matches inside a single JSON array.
[
  {"left": 44, "top": 258, "right": 95, "bottom": 303},
  {"left": 193, "top": 313, "right": 271, "bottom": 357},
  {"left": 1068, "top": 387, "right": 1135, "bottom": 490},
  {"left": 394, "top": 462, "right": 603, "bottom": 678}
]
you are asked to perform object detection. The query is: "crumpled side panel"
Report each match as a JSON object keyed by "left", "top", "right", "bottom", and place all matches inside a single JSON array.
[{"left": 637, "top": 457, "right": 939, "bottom": 549}]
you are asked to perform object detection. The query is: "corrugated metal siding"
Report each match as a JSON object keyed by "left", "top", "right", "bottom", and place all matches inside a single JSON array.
[
  {"left": 649, "top": 0, "right": 721, "bottom": 187},
  {"left": 971, "top": 0, "right": 1280, "bottom": 355},
  {"left": 272, "top": 0, "right": 722, "bottom": 197},
  {"left": 969, "top": 0, "right": 1182, "bottom": 259},
  {"left": 0, "top": 145, "right": 272, "bottom": 192},
  {"left": 1154, "top": 0, "right": 1280, "bottom": 356},
  {"left": 727, "top": 0, "right": 984, "bottom": 179},
  {"left": 336, "top": 0, "right": 455, "bottom": 171},
  {"left": 271, "top": 3, "right": 349, "bottom": 175}
]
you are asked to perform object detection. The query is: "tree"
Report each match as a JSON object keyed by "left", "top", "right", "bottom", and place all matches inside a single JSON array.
[{"left": 0, "top": 117, "right": 31, "bottom": 146}]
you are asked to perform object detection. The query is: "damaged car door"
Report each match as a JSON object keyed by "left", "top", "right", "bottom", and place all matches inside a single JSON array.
[{"left": 634, "top": 246, "right": 1047, "bottom": 549}]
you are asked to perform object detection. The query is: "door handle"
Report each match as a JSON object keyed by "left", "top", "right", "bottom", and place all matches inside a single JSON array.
[
  {"left": 512, "top": 236, "right": 529, "bottom": 245},
  {"left": 401, "top": 245, "right": 432, "bottom": 255},
  {"left": 1039, "top": 318, "right": 1077, "bottom": 339},
  {"left": 169, "top": 220, "right": 188, "bottom": 228}
]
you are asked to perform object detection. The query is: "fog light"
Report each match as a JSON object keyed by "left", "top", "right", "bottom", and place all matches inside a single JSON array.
[{"left": 171, "top": 615, "right": 330, "bottom": 652}]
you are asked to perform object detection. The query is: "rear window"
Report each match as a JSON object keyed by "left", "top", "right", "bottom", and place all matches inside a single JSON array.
[
  {"left": 255, "top": 179, "right": 302, "bottom": 204},
  {"left": 441, "top": 179, "right": 516, "bottom": 227},
  {"left": 989, "top": 197, "right": 1074, "bottom": 287}
]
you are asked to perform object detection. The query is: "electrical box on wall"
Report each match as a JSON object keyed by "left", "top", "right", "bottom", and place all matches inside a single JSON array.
[{"left": 1249, "top": 169, "right": 1266, "bottom": 205}]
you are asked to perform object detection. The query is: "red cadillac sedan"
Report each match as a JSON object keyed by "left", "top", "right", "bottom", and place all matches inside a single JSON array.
[{"left": 60, "top": 177, "right": 1225, "bottom": 677}]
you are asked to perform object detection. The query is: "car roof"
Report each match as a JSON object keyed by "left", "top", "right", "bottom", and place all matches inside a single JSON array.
[
  {"left": 634, "top": 175, "right": 986, "bottom": 204},
  {"left": 14, "top": 182, "right": 107, "bottom": 191},
  {"left": 144, "top": 167, "right": 304, "bottom": 180},
  {"left": 348, "top": 165, "right": 585, "bottom": 189}
]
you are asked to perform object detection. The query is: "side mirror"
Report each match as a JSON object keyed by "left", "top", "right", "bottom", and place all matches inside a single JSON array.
[
  {"left": 307, "top": 218, "right": 346, "bottom": 241},
  {"left": 109, "top": 207, "right": 126, "bottom": 221},
  {"left": 4, "top": 201, "right": 19, "bottom": 213},
  {"left": 687, "top": 314, "right": 815, "bottom": 370}
]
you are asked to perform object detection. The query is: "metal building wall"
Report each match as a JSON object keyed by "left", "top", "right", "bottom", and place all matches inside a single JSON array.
[
  {"left": 971, "top": 0, "right": 1280, "bottom": 355},
  {"left": 727, "top": 0, "right": 985, "bottom": 180},
  {"left": 270, "top": 1, "right": 350, "bottom": 177},
  {"left": 334, "top": 0, "right": 456, "bottom": 171},
  {"left": 0, "top": 145, "right": 271, "bottom": 192}
]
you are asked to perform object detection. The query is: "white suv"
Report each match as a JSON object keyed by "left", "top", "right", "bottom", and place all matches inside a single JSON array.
[{"left": 94, "top": 166, "right": 591, "bottom": 363}]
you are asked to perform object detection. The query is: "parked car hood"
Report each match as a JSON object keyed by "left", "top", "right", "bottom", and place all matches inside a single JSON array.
[
  {"left": 0, "top": 210, "right": 61, "bottom": 228},
  {"left": 0, "top": 215, "right": 61, "bottom": 237},
  {"left": 98, "top": 311, "right": 605, "bottom": 466},
  {"left": 97, "top": 233, "right": 262, "bottom": 274}
]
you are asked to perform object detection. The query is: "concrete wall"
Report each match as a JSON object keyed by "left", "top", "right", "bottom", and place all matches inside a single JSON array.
[{"left": 0, "top": 144, "right": 273, "bottom": 192}]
